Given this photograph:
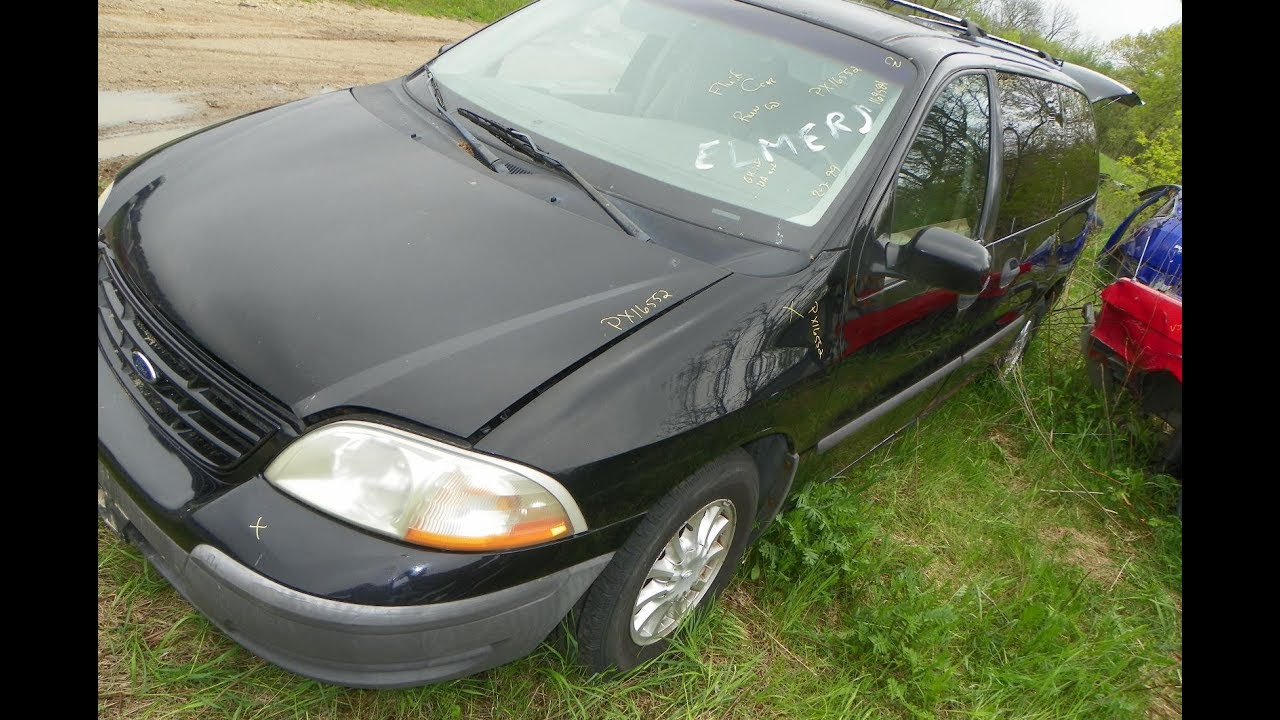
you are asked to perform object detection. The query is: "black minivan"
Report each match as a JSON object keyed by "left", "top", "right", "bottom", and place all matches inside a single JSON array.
[{"left": 97, "top": 0, "right": 1139, "bottom": 687}]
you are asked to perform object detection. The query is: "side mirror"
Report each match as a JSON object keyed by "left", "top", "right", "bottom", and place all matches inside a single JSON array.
[
  {"left": 891, "top": 226, "right": 991, "bottom": 294},
  {"left": 437, "top": 43, "right": 455, "bottom": 56}
]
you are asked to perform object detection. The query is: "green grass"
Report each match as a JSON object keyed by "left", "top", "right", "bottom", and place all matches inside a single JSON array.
[
  {"left": 325, "top": 0, "right": 530, "bottom": 23},
  {"left": 1099, "top": 154, "right": 1151, "bottom": 192},
  {"left": 98, "top": 162, "right": 1179, "bottom": 715}
]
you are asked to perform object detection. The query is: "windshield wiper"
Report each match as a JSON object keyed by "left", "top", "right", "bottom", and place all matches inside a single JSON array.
[
  {"left": 456, "top": 108, "right": 651, "bottom": 241},
  {"left": 407, "top": 68, "right": 510, "bottom": 175}
]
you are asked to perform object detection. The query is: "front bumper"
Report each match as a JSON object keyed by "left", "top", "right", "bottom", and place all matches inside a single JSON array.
[{"left": 99, "top": 461, "right": 611, "bottom": 687}]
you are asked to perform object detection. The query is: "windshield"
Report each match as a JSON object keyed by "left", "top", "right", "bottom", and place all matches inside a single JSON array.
[{"left": 418, "top": 0, "right": 915, "bottom": 247}]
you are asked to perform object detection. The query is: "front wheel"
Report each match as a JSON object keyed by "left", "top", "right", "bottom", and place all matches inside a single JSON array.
[{"left": 575, "top": 450, "right": 759, "bottom": 673}]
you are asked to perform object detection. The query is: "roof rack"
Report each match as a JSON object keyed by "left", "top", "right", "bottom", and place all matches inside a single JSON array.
[{"left": 876, "top": 0, "right": 1062, "bottom": 67}]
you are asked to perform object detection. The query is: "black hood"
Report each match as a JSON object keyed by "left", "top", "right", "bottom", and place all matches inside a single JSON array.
[{"left": 99, "top": 90, "right": 729, "bottom": 439}]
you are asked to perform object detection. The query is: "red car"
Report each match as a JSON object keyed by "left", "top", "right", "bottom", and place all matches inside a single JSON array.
[{"left": 1082, "top": 185, "right": 1182, "bottom": 508}]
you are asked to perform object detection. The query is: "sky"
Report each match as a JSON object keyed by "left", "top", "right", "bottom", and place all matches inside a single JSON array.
[{"left": 1052, "top": 0, "right": 1182, "bottom": 44}]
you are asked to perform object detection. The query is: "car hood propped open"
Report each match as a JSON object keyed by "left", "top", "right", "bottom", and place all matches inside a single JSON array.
[{"left": 99, "top": 90, "right": 729, "bottom": 439}]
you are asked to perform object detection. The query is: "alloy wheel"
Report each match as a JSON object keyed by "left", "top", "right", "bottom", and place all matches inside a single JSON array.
[{"left": 629, "top": 499, "right": 736, "bottom": 645}]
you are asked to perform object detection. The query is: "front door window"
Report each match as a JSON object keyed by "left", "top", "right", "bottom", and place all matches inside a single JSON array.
[{"left": 889, "top": 73, "right": 992, "bottom": 246}]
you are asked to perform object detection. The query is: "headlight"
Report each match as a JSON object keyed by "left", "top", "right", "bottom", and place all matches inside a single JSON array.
[
  {"left": 98, "top": 181, "right": 114, "bottom": 214},
  {"left": 265, "top": 420, "right": 586, "bottom": 551}
]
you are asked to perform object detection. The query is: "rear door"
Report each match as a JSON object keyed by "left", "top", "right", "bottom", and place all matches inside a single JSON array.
[
  {"left": 954, "top": 71, "right": 1062, "bottom": 356},
  {"left": 947, "top": 72, "right": 1103, "bottom": 376}
]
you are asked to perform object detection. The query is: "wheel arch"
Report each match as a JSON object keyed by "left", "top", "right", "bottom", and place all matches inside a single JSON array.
[{"left": 740, "top": 433, "right": 800, "bottom": 542}]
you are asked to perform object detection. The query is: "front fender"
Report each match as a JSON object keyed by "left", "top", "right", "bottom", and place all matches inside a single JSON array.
[{"left": 476, "top": 252, "right": 850, "bottom": 529}]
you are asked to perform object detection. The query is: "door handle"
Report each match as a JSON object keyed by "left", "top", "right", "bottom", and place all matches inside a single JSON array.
[{"left": 998, "top": 257, "right": 1020, "bottom": 288}]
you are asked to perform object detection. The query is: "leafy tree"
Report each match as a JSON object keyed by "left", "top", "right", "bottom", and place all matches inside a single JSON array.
[
  {"left": 1095, "top": 22, "right": 1182, "bottom": 160},
  {"left": 1119, "top": 111, "right": 1182, "bottom": 185}
]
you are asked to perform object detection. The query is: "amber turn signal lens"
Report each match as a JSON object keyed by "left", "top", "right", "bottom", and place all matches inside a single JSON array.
[{"left": 405, "top": 518, "right": 570, "bottom": 551}]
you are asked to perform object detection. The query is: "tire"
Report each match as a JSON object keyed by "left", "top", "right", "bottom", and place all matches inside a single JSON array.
[
  {"left": 576, "top": 449, "right": 759, "bottom": 673},
  {"left": 998, "top": 300, "right": 1047, "bottom": 375}
]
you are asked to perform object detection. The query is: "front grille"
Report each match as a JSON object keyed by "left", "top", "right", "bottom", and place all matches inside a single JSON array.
[{"left": 97, "top": 254, "right": 278, "bottom": 469}]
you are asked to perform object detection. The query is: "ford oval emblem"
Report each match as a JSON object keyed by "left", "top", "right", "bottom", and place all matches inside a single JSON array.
[{"left": 130, "top": 350, "right": 160, "bottom": 383}]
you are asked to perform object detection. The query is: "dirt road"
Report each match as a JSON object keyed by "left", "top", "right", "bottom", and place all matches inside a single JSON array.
[{"left": 98, "top": 0, "right": 479, "bottom": 182}]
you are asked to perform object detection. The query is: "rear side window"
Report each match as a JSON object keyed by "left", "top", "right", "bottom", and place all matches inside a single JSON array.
[
  {"left": 993, "top": 73, "right": 1062, "bottom": 237},
  {"left": 890, "top": 73, "right": 991, "bottom": 243},
  {"left": 1058, "top": 85, "right": 1098, "bottom": 205}
]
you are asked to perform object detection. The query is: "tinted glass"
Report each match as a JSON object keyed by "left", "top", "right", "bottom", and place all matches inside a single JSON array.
[
  {"left": 993, "top": 73, "right": 1062, "bottom": 236},
  {"left": 1058, "top": 85, "right": 1098, "bottom": 204},
  {"left": 890, "top": 73, "right": 991, "bottom": 243}
]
